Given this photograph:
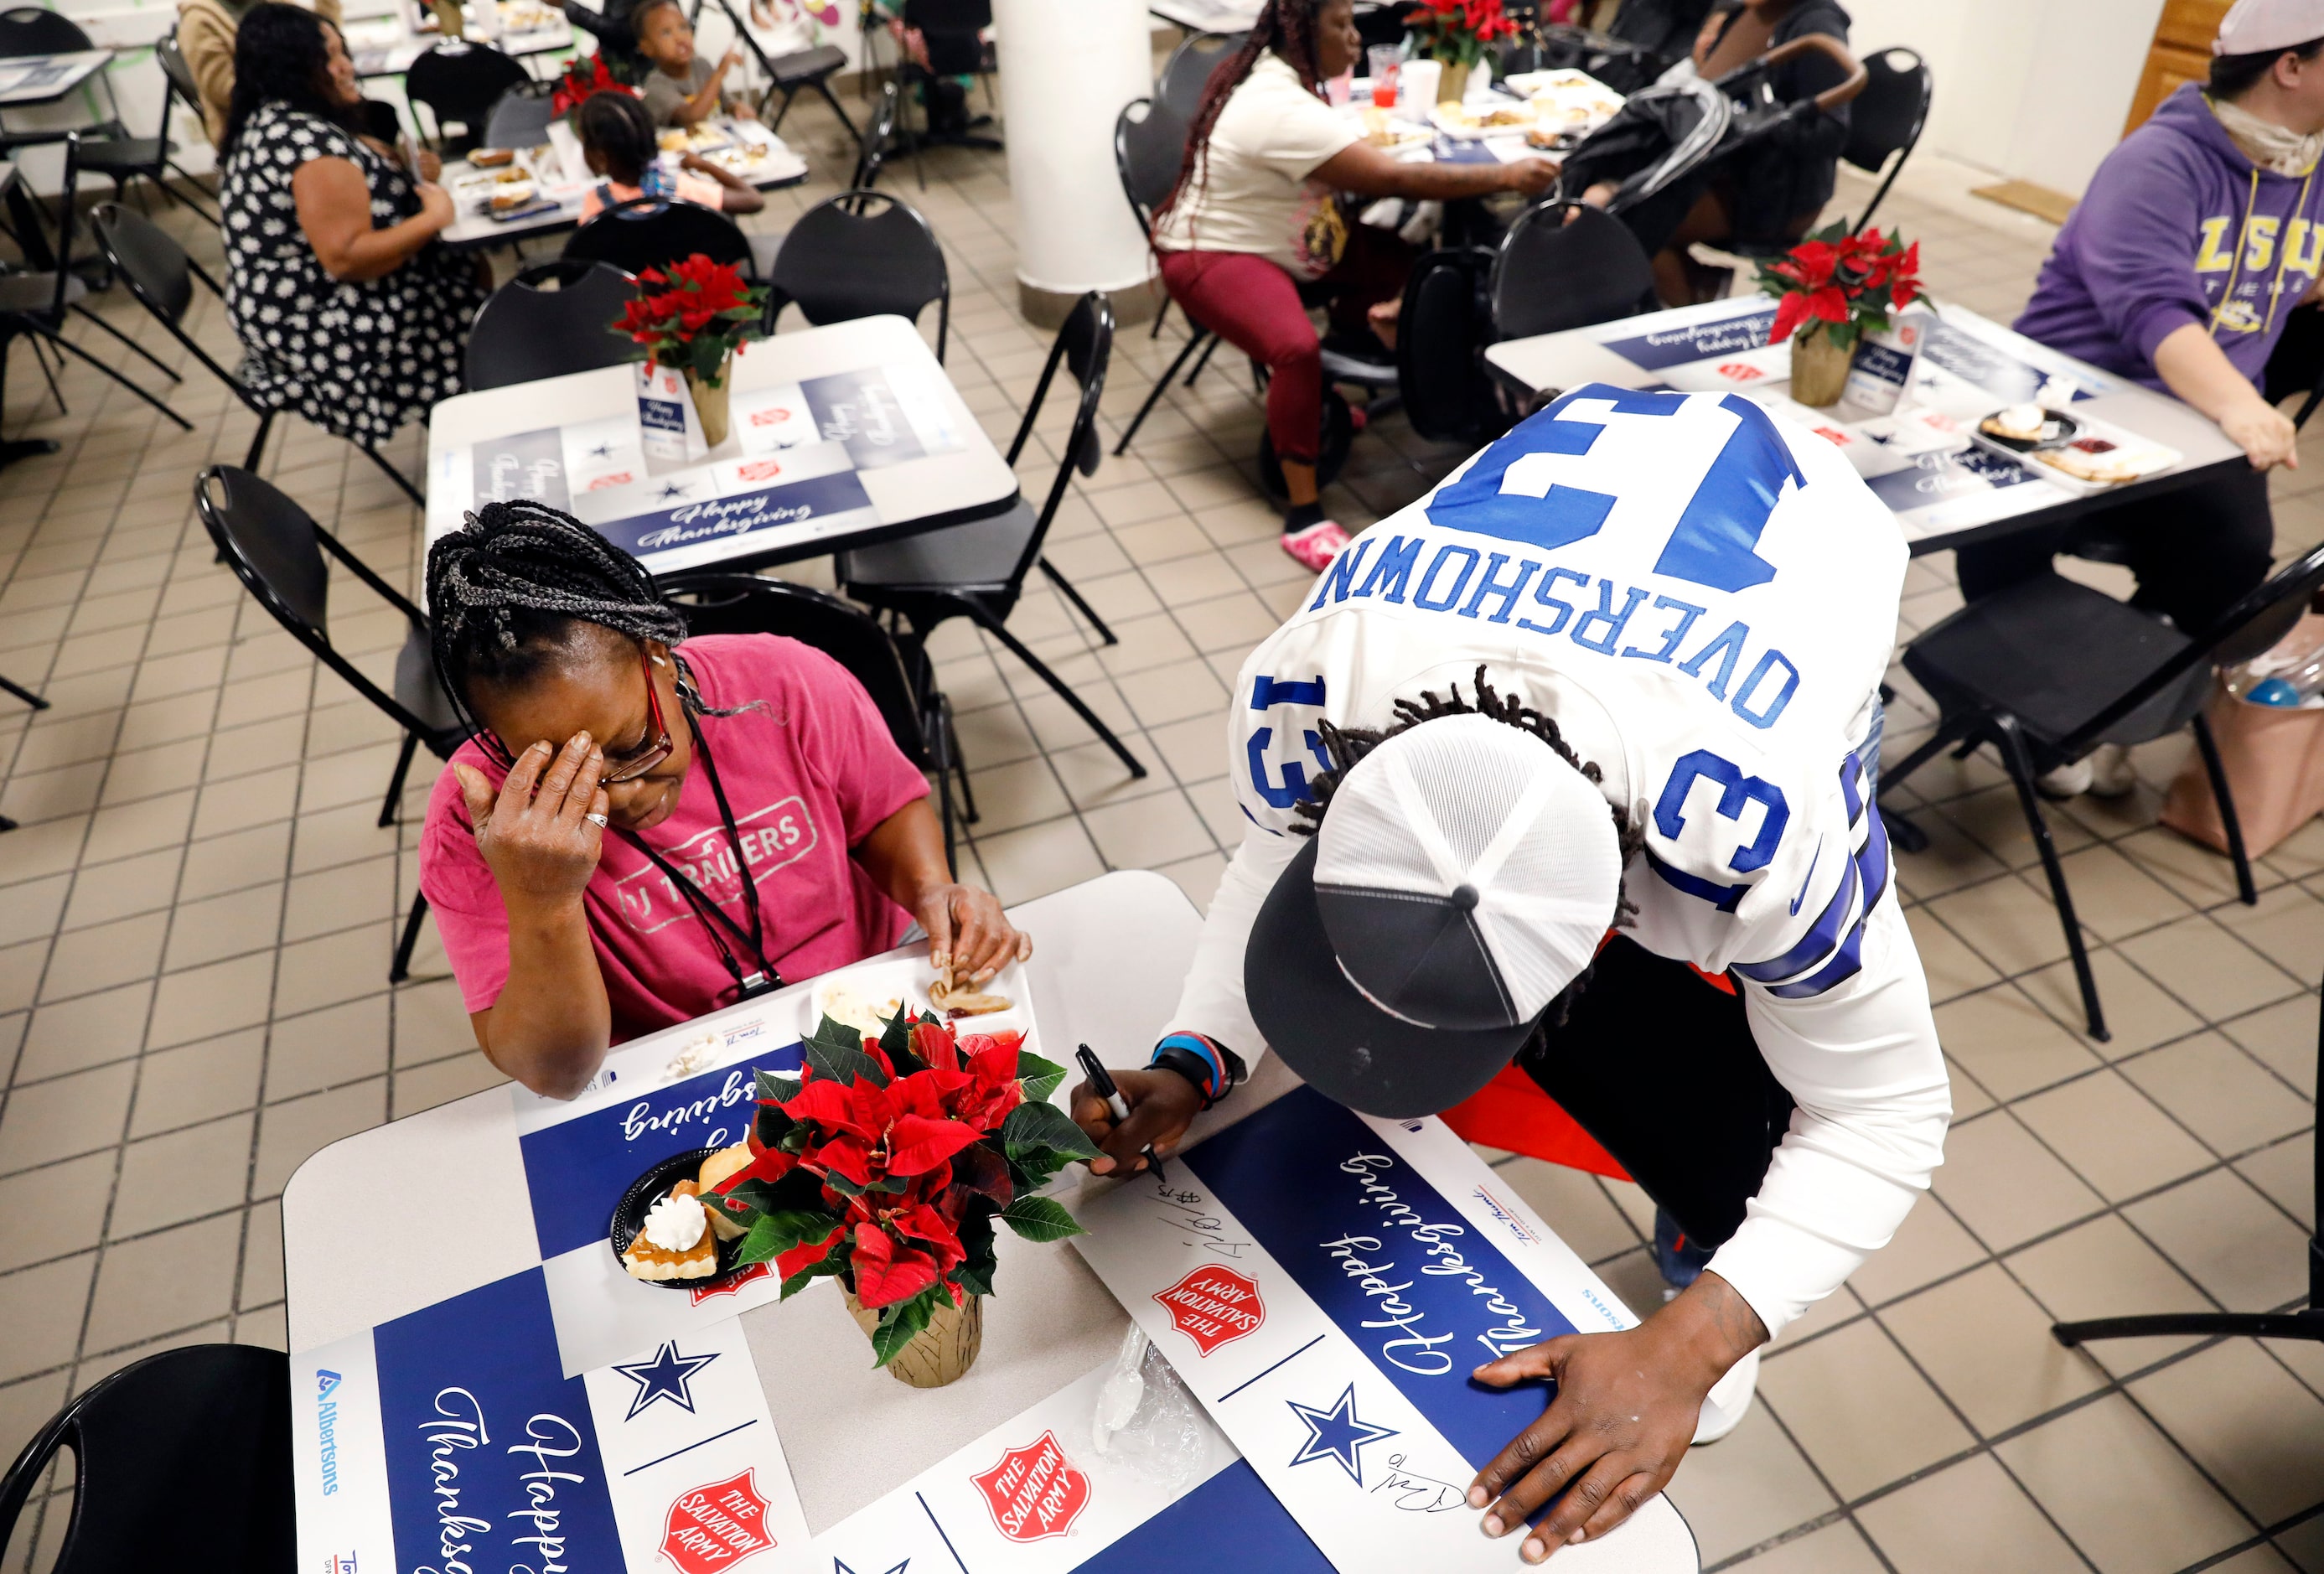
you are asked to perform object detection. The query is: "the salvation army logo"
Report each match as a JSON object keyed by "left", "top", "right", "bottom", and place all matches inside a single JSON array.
[
  {"left": 690, "top": 1260, "right": 770, "bottom": 1305},
  {"left": 660, "top": 1470, "right": 775, "bottom": 1572},
  {"left": 970, "top": 1431, "right": 1091, "bottom": 1542},
  {"left": 1152, "top": 1265, "right": 1265, "bottom": 1356},
  {"left": 1717, "top": 360, "right": 1765, "bottom": 381}
]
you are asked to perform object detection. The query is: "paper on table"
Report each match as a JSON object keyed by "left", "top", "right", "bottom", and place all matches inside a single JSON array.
[
  {"left": 289, "top": 1271, "right": 816, "bottom": 1574},
  {"left": 1071, "top": 1085, "right": 1695, "bottom": 1571},
  {"left": 809, "top": 1357, "right": 1335, "bottom": 1572}
]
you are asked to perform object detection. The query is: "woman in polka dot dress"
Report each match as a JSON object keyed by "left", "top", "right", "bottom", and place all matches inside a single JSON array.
[{"left": 218, "top": 4, "right": 485, "bottom": 447}]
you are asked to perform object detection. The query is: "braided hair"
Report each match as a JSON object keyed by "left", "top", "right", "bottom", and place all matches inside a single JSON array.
[
  {"left": 1151, "top": 0, "right": 1333, "bottom": 237},
  {"left": 427, "top": 501, "right": 711, "bottom": 762},
  {"left": 1290, "top": 666, "right": 1645, "bottom": 1030}
]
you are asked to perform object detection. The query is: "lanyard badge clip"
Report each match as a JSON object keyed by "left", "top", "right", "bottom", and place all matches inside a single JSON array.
[{"left": 736, "top": 971, "right": 781, "bottom": 1000}]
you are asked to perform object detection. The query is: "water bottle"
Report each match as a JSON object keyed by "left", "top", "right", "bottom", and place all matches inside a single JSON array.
[{"left": 2228, "top": 636, "right": 2324, "bottom": 707}]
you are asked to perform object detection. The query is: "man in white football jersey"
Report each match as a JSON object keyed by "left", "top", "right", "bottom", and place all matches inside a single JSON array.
[{"left": 1070, "top": 384, "right": 1950, "bottom": 1561}]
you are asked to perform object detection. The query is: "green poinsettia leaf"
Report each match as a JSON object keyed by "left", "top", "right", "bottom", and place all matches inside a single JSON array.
[
  {"left": 803, "top": 1012, "right": 887, "bottom": 1086},
  {"left": 1014, "top": 1048, "right": 1068, "bottom": 1106},
  {"left": 950, "top": 1207, "right": 997, "bottom": 1297},
  {"left": 999, "top": 1194, "right": 1086, "bottom": 1244},
  {"left": 1002, "top": 1100, "right": 1101, "bottom": 1165},
  {"left": 868, "top": 1284, "right": 944, "bottom": 1367},
  {"left": 880, "top": 1002, "right": 929, "bottom": 1075},
  {"left": 715, "top": 1168, "right": 818, "bottom": 1219},
  {"left": 734, "top": 1209, "right": 839, "bottom": 1266},
  {"left": 755, "top": 1067, "right": 802, "bottom": 1105}
]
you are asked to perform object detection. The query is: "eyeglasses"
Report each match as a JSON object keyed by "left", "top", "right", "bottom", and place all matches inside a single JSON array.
[
  {"left": 477, "top": 646, "right": 674, "bottom": 783},
  {"left": 601, "top": 648, "right": 675, "bottom": 784}
]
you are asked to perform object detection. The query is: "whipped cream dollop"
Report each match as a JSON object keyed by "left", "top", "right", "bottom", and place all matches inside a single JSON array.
[{"left": 642, "top": 1192, "right": 708, "bottom": 1251}]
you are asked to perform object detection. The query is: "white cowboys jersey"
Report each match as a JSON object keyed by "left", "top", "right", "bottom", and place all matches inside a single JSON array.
[{"left": 1167, "top": 385, "right": 1951, "bottom": 1336}]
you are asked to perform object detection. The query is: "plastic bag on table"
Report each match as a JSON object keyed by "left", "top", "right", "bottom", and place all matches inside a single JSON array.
[{"left": 1087, "top": 1324, "right": 1205, "bottom": 1494}]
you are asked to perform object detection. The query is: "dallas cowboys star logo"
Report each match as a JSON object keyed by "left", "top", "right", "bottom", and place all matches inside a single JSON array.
[
  {"left": 831, "top": 1561, "right": 908, "bottom": 1574},
  {"left": 608, "top": 1339, "right": 719, "bottom": 1421},
  {"left": 587, "top": 442, "right": 613, "bottom": 459},
  {"left": 658, "top": 482, "right": 691, "bottom": 500},
  {"left": 1286, "top": 1383, "right": 1398, "bottom": 1485}
]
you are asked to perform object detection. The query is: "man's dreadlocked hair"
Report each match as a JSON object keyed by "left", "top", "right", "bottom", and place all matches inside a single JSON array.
[
  {"left": 1152, "top": 0, "right": 1333, "bottom": 238},
  {"left": 426, "top": 500, "right": 728, "bottom": 757},
  {"left": 1290, "top": 667, "right": 1648, "bottom": 1031}
]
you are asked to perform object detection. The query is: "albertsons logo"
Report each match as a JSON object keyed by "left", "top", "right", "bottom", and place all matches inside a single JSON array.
[{"left": 315, "top": 1370, "right": 343, "bottom": 1497}]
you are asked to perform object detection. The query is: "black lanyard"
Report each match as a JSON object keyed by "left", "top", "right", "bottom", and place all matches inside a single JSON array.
[{"left": 616, "top": 716, "right": 784, "bottom": 1003}]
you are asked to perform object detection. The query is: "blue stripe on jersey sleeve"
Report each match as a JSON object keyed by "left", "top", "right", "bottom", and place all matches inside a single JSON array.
[
  {"left": 1760, "top": 800, "right": 1892, "bottom": 999},
  {"left": 1733, "top": 749, "right": 1891, "bottom": 997}
]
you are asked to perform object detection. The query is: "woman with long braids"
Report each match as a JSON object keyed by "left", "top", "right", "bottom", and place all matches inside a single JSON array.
[
  {"left": 1152, "top": 0, "right": 1559, "bottom": 570},
  {"left": 417, "top": 502, "right": 1029, "bottom": 1100}
]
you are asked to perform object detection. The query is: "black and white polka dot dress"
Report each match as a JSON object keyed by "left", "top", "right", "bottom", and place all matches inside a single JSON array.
[{"left": 220, "top": 103, "right": 485, "bottom": 445}]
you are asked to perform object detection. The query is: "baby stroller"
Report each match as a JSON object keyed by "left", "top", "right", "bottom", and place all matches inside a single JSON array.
[
  {"left": 1393, "top": 34, "right": 1864, "bottom": 447},
  {"left": 1555, "top": 32, "right": 1866, "bottom": 256}
]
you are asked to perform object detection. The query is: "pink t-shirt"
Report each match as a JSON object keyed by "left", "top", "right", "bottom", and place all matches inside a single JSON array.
[{"left": 418, "top": 634, "right": 929, "bottom": 1042}]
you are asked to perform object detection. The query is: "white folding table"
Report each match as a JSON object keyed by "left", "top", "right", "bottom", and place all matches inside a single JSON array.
[
  {"left": 422, "top": 313, "right": 1020, "bottom": 575},
  {"left": 282, "top": 870, "right": 1700, "bottom": 1568},
  {"left": 1483, "top": 297, "right": 2249, "bottom": 559}
]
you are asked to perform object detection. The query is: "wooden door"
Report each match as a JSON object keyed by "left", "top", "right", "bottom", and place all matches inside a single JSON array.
[{"left": 2125, "top": 0, "right": 2232, "bottom": 133}]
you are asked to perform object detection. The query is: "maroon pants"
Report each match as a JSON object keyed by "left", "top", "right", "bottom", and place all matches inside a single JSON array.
[{"left": 1158, "top": 226, "right": 1414, "bottom": 465}]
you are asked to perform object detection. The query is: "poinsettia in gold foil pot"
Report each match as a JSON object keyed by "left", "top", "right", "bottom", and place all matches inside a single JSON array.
[{"left": 705, "top": 1008, "right": 1095, "bottom": 1376}]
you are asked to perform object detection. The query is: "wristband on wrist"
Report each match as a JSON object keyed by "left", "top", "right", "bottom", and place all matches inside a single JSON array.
[{"left": 1149, "top": 1032, "right": 1245, "bottom": 1109}]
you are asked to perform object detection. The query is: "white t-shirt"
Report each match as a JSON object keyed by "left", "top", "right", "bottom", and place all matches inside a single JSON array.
[
  {"left": 1167, "top": 384, "right": 1953, "bottom": 1339},
  {"left": 1152, "top": 53, "right": 1360, "bottom": 279}
]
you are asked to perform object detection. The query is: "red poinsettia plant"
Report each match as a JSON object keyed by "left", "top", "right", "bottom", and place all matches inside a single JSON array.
[
  {"left": 703, "top": 1009, "right": 1097, "bottom": 1366},
  {"left": 613, "top": 255, "right": 768, "bottom": 387},
  {"left": 1405, "top": 0, "right": 1519, "bottom": 68},
  {"left": 1757, "top": 221, "right": 1923, "bottom": 350},
  {"left": 551, "top": 50, "right": 640, "bottom": 116}
]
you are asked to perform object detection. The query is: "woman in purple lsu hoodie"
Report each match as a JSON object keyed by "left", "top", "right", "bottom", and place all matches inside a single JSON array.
[{"left": 1969, "top": 0, "right": 2324, "bottom": 795}]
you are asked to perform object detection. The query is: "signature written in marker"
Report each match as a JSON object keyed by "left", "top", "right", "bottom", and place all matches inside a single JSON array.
[
  {"left": 1373, "top": 1453, "right": 1466, "bottom": 1514},
  {"left": 1146, "top": 1178, "right": 1254, "bottom": 1259}
]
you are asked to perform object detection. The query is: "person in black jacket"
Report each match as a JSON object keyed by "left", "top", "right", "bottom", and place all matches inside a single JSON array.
[
  {"left": 544, "top": 0, "right": 649, "bottom": 76},
  {"left": 1582, "top": 0, "right": 1854, "bottom": 305}
]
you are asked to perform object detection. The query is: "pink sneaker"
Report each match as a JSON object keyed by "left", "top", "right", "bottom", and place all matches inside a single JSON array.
[{"left": 1281, "top": 520, "right": 1351, "bottom": 572}]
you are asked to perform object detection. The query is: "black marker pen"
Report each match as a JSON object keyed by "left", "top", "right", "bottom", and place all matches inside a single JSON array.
[{"left": 1076, "top": 1043, "right": 1167, "bottom": 1181}]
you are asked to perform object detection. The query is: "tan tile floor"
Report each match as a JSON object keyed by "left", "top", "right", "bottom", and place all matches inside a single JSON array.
[{"left": 1, "top": 70, "right": 2320, "bottom": 1574}]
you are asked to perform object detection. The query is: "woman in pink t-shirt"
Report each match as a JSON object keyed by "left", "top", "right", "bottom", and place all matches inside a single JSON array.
[{"left": 417, "top": 501, "right": 1028, "bottom": 1099}]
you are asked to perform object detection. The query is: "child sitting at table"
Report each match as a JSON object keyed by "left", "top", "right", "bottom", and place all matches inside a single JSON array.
[
  {"left": 633, "top": 0, "right": 754, "bottom": 127},
  {"left": 576, "top": 89, "right": 764, "bottom": 221}
]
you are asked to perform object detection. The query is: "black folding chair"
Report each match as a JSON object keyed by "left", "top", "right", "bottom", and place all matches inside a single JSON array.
[
  {"left": 2052, "top": 966, "right": 2324, "bottom": 1350},
  {"left": 405, "top": 39, "right": 530, "bottom": 153},
  {"left": 853, "top": 78, "right": 901, "bottom": 191},
  {"left": 0, "top": 1345, "right": 293, "bottom": 1573},
  {"left": 1, "top": 141, "right": 192, "bottom": 442},
  {"left": 0, "top": 14, "right": 216, "bottom": 222},
  {"left": 479, "top": 78, "right": 557, "bottom": 151},
  {"left": 658, "top": 571, "right": 976, "bottom": 863},
  {"left": 1110, "top": 96, "right": 1226, "bottom": 460},
  {"left": 839, "top": 293, "right": 1145, "bottom": 782},
  {"left": 1157, "top": 28, "right": 1245, "bottom": 122},
  {"left": 1879, "top": 541, "right": 2324, "bottom": 1042},
  {"left": 196, "top": 466, "right": 468, "bottom": 983},
  {"left": 767, "top": 189, "right": 949, "bottom": 360},
  {"left": 1836, "top": 46, "right": 1931, "bottom": 234},
  {"left": 680, "top": 0, "right": 857, "bottom": 148},
  {"left": 562, "top": 194, "right": 758, "bottom": 281},
  {"left": 464, "top": 259, "right": 639, "bottom": 390},
  {"left": 1490, "top": 198, "right": 1662, "bottom": 340},
  {"left": 91, "top": 202, "right": 425, "bottom": 505},
  {"left": 0, "top": 671, "right": 46, "bottom": 831}
]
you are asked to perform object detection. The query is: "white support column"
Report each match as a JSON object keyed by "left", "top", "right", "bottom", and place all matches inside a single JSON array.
[{"left": 991, "top": 0, "right": 1158, "bottom": 326}]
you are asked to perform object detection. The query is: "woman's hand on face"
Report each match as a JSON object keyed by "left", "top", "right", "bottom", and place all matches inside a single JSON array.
[
  {"left": 2223, "top": 395, "right": 2301, "bottom": 470},
  {"left": 453, "top": 733, "right": 609, "bottom": 915},
  {"left": 915, "top": 883, "right": 1032, "bottom": 991}
]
